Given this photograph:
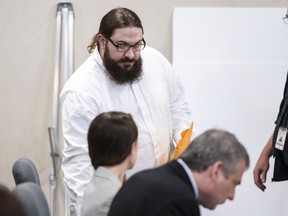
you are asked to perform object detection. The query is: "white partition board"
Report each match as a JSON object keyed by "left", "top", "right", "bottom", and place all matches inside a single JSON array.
[{"left": 173, "top": 7, "right": 288, "bottom": 216}]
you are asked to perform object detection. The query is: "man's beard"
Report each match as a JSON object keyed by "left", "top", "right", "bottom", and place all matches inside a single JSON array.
[{"left": 103, "top": 47, "right": 143, "bottom": 85}]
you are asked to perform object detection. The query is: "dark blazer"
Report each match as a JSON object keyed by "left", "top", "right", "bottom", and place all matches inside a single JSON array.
[{"left": 108, "top": 160, "right": 200, "bottom": 216}]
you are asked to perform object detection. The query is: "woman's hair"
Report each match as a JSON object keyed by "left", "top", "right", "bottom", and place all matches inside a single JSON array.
[
  {"left": 87, "top": 7, "right": 144, "bottom": 53},
  {"left": 180, "top": 129, "right": 250, "bottom": 178},
  {"left": 88, "top": 111, "right": 138, "bottom": 169}
]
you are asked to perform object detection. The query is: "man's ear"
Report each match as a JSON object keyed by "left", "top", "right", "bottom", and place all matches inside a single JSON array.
[
  {"left": 97, "top": 34, "right": 106, "bottom": 49},
  {"left": 210, "top": 161, "right": 224, "bottom": 180}
]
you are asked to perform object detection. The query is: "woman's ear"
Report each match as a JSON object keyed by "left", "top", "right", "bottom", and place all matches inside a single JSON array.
[
  {"left": 131, "top": 141, "right": 138, "bottom": 154},
  {"left": 127, "top": 141, "right": 138, "bottom": 169}
]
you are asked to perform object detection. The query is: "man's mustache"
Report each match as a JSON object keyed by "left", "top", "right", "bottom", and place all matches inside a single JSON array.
[{"left": 119, "top": 58, "right": 136, "bottom": 63}]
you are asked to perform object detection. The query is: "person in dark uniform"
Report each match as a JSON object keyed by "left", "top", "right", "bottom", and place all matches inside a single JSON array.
[{"left": 254, "top": 72, "right": 288, "bottom": 190}]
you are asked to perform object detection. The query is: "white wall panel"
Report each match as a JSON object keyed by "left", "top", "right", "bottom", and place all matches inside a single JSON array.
[{"left": 173, "top": 7, "right": 288, "bottom": 215}]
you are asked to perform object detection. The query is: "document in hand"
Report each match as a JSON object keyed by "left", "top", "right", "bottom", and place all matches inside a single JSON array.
[{"left": 172, "top": 122, "right": 194, "bottom": 159}]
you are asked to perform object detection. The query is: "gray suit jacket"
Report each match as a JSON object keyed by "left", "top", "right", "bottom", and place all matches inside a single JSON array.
[{"left": 81, "top": 166, "right": 122, "bottom": 216}]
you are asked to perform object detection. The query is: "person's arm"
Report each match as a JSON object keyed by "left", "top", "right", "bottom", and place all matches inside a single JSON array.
[
  {"left": 61, "top": 91, "right": 99, "bottom": 214},
  {"left": 168, "top": 64, "right": 192, "bottom": 143},
  {"left": 253, "top": 134, "right": 273, "bottom": 191}
]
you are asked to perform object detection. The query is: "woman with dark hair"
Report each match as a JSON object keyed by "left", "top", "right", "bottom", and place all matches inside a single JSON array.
[{"left": 81, "top": 111, "right": 138, "bottom": 216}]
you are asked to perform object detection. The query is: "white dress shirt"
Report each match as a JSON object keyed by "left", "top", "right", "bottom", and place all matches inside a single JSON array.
[
  {"left": 60, "top": 46, "right": 192, "bottom": 215},
  {"left": 177, "top": 158, "right": 199, "bottom": 199}
]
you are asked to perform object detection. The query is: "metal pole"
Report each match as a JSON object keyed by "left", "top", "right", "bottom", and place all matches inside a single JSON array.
[
  {"left": 68, "top": 7, "right": 74, "bottom": 79},
  {"left": 49, "top": 3, "right": 74, "bottom": 216},
  {"left": 52, "top": 7, "right": 62, "bottom": 133},
  {"left": 62, "top": 7, "right": 69, "bottom": 83},
  {"left": 48, "top": 127, "right": 58, "bottom": 216}
]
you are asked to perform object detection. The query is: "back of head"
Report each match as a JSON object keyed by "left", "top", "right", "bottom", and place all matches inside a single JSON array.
[
  {"left": 0, "top": 184, "right": 25, "bottom": 216},
  {"left": 88, "top": 111, "right": 138, "bottom": 169},
  {"left": 180, "top": 129, "right": 250, "bottom": 178},
  {"left": 12, "top": 182, "right": 50, "bottom": 216},
  {"left": 88, "top": 7, "right": 144, "bottom": 53}
]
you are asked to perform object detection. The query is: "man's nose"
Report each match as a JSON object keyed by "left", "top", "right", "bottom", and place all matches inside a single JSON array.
[
  {"left": 228, "top": 189, "right": 235, "bottom": 201},
  {"left": 124, "top": 47, "right": 135, "bottom": 59}
]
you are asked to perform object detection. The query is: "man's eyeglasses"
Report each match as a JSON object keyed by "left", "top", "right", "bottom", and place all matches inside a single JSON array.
[
  {"left": 107, "top": 38, "right": 146, "bottom": 52},
  {"left": 283, "top": 8, "right": 288, "bottom": 25},
  {"left": 283, "top": 15, "right": 288, "bottom": 25}
]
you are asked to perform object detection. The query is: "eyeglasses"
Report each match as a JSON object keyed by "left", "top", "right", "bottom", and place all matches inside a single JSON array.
[
  {"left": 283, "top": 15, "right": 288, "bottom": 25},
  {"left": 283, "top": 8, "right": 288, "bottom": 25},
  {"left": 106, "top": 38, "right": 146, "bottom": 52}
]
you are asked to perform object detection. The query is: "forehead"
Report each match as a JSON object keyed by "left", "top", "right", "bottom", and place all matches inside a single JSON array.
[{"left": 112, "top": 27, "right": 143, "bottom": 41}]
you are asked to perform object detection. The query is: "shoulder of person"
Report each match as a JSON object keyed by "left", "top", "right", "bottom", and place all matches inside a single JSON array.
[{"left": 141, "top": 46, "right": 171, "bottom": 64}]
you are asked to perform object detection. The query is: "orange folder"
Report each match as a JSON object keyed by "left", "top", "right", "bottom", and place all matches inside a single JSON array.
[{"left": 172, "top": 122, "right": 194, "bottom": 159}]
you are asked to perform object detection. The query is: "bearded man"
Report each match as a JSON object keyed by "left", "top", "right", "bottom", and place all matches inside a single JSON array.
[{"left": 60, "top": 7, "right": 192, "bottom": 216}]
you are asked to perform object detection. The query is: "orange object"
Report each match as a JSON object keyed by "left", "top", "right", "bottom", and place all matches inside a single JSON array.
[{"left": 172, "top": 122, "right": 194, "bottom": 159}]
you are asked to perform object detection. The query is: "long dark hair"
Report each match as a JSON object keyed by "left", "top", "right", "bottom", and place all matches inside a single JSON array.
[{"left": 87, "top": 7, "right": 144, "bottom": 53}]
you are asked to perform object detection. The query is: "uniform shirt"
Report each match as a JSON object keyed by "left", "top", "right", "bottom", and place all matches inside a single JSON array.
[
  {"left": 272, "top": 72, "right": 288, "bottom": 181},
  {"left": 81, "top": 166, "right": 122, "bottom": 216},
  {"left": 60, "top": 46, "right": 192, "bottom": 215}
]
